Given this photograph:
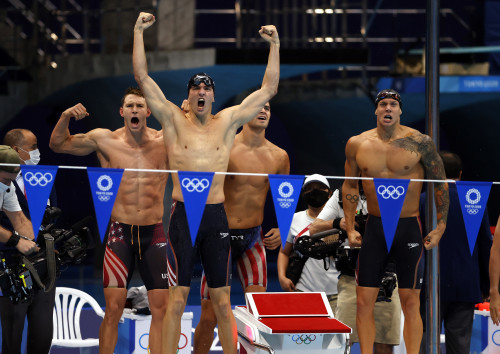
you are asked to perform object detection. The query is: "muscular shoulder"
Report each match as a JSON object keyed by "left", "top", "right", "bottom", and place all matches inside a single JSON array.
[
  {"left": 145, "top": 127, "right": 165, "bottom": 141},
  {"left": 350, "top": 128, "right": 377, "bottom": 144},
  {"left": 346, "top": 130, "right": 372, "bottom": 153},
  {"left": 87, "top": 128, "right": 117, "bottom": 140},
  {"left": 265, "top": 139, "right": 287, "bottom": 156},
  {"left": 214, "top": 107, "right": 234, "bottom": 121},
  {"left": 265, "top": 140, "right": 290, "bottom": 173},
  {"left": 391, "top": 128, "right": 434, "bottom": 156}
]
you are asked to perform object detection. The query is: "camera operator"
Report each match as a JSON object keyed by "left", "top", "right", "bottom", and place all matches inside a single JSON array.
[
  {"left": 0, "top": 132, "right": 55, "bottom": 354},
  {"left": 309, "top": 183, "right": 401, "bottom": 354},
  {"left": 277, "top": 174, "right": 339, "bottom": 311}
]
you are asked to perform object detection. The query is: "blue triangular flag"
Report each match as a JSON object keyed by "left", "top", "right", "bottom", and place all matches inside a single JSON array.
[
  {"left": 87, "top": 167, "right": 124, "bottom": 242},
  {"left": 456, "top": 181, "right": 492, "bottom": 255},
  {"left": 269, "top": 174, "right": 305, "bottom": 246},
  {"left": 178, "top": 171, "right": 214, "bottom": 245},
  {"left": 21, "top": 165, "right": 58, "bottom": 236},
  {"left": 373, "top": 178, "right": 409, "bottom": 251}
]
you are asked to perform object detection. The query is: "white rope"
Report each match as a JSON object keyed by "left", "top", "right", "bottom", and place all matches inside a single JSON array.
[{"left": 2, "top": 163, "right": 499, "bottom": 184}]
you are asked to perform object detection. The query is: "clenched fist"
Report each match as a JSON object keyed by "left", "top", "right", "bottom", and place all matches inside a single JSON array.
[
  {"left": 135, "top": 12, "right": 156, "bottom": 31},
  {"left": 62, "top": 103, "right": 89, "bottom": 121},
  {"left": 259, "top": 25, "right": 279, "bottom": 45}
]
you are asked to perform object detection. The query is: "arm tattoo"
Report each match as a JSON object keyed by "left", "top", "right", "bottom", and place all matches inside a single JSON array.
[
  {"left": 397, "top": 134, "right": 449, "bottom": 224},
  {"left": 346, "top": 194, "right": 359, "bottom": 203},
  {"left": 392, "top": 134, "right": 449, "bottom": 224}
]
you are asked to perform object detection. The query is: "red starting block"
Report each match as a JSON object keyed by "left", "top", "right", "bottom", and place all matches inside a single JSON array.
[{"left": 234, "top": 292, "right": 351, "bottom": 353}]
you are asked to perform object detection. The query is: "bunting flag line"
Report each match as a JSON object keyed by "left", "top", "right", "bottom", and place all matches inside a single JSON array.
[
  {"left": 21, "top": 165, "right": 58, "bottom": 237},
  {"left": 373, "top": 178, "right": 410, "bottom": 251},
  {"left": 87, "top": 167, "right": 124, "bottom": 242},
  {"left": 178, "top": 171, "right": 214, "bottom": 245},
  {"left": 456, "top": 181, "right": 492, "bottom": 255},
  {"left": 269, "top": 174, "right": 305, "bottom": 246}
]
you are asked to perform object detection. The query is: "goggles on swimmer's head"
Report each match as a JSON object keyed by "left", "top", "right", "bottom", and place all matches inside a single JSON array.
[
  {"left": 187, "top": 73, "right": 215, "bottom": 95},
  {"left": 375, "top": 89, "right": 402, "bottom": 107}
]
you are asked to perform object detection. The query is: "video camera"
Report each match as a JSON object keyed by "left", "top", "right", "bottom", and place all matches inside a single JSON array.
[
  {"left": 292, "top": 212, "right": 396, "bottom": 302},
  {"left": 0, "top": 207, "right": 94, "bottom": 304},
  {"left": 294, "top": 213, "right": 367, "bottom": 262},
  {"left": 294, "top": 228, "right": 346, "bottom": 261}
]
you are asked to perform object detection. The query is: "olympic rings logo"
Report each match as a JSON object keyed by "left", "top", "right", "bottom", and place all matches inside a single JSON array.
[
  {"left": 279, "top": 202, "right": 291, "bottom": 208},
  {"left": 377, "top": 185, "right": 405, "bottom": 200},
  {"left": 24, "top": 172, "right": 53, "bottom": 187},
  {"left": 278, "top": 182, "right": 294, "bottom": 198},
  {"left": 291, "top": 334, "right": 316, "bottom": 344},
  {"left": 97, "top": 175, "right": 113, "bottom": 191},
  {"left": 467, "top": 208, "right": 479, "bottom": 215},
  {"left": 181, "top": 178, "right": 210, "bottom": 192},
  {"left": 98, "top": 195, "right": 110, "bottom": 202},
  {"left": 465, "top": 188, "right": 481, "bottom": 205}
]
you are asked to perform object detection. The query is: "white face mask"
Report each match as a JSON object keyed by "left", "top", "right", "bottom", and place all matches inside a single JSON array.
[
  {"left": 0, "top": 181, "right": 10, "bottom": 193},
  {"left": 19, "top": 148, "right": 41, "bottom": 165}
]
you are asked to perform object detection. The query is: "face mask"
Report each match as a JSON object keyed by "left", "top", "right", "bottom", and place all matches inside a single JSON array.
[
  {"left": 303, "top": 189, "right": 329, "bottom": 208},
  {"left": 0, "top": 181, "right": 10, "bottom": 193},
  {"left": 19, "top": 148, "right": 41, "bottom": 165}
]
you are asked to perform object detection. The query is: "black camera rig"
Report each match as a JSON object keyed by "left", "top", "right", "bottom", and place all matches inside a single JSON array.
[
  {"left": 290, "top": 215, "right": 396, "bottom": 302},
  {"left": 0, "top": 208, "right": 93, "bottom": 304},
  {"left": 294, "top": 228, "right": 346, "bottom": 261}
]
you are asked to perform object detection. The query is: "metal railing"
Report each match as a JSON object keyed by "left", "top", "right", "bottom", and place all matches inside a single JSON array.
[
  {"left": 0, "top": 1, "right": 480, "bottom": 81},
  {"left": 193, "top": 1, "right": 475, "bottom": 50}
]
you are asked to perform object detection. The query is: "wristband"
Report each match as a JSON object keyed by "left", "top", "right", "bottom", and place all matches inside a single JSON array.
[
  {"left": 5, "top": 231, "right": 20, "bottom": 247},
  {"left": 332, "top": 218, "right": 342, "bottom": 230}
]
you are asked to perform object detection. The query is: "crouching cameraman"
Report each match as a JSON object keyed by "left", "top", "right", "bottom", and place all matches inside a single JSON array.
[
  {"left": 309, "top": 185, "right": 401, "bottom": 354},
  {"left": 0, "top": 139, "right": 55, "bottom": 354}
]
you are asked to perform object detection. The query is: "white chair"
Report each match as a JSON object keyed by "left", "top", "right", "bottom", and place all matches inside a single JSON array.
[{"left": 52, "top": 287, "right": 105, "bottom": 350}]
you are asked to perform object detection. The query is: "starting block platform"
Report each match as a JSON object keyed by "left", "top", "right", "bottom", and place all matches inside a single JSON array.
[{"left": 234, "top": 292, "right": 351, "bottom": 353}]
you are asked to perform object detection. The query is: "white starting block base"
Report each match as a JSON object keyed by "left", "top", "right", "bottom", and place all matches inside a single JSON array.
[
  {"left": 234, "top": 292, "right": 350, "bottom": 353},
  {"left": 119, "top": 312, "right": 193, "bottom": 353}
]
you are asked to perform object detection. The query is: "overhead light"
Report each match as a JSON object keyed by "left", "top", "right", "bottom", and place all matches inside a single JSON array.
[
  {"left": 306, "top": 8, "right": 334, "bottom": 14},
  {"left": 50, "top": 61, "right": 58, "bottom": 69},
  {"left": 50, "top": 33, "right": 58, "bottom": 41}
]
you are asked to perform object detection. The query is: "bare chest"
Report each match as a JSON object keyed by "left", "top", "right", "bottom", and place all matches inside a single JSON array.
[
  {"left": 357, "top": 141, "right": 423, "bottom": 178},
  {"left": 98, "top": 140, "right": 167, "bottom": 170},
  {"left": 168, "top": 120, "right": 232, "bottom": 170}
]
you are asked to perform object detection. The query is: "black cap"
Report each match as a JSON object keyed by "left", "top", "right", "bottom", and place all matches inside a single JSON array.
[
  {"left": 187, "top": 73, "right": 215, "bottom": 96},
  {"left": 375, "top": 89, "right": 402, "bottom": 107}
]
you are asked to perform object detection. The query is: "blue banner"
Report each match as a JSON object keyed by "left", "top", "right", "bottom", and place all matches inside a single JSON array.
[
  {"left": 21, "top": 165, "right": 58, "bottom": 237},
  {"left": 269, "top": 174, "right": 305, "bottom": 246},
  {"left": 456, "top": 181, "right": 492, "bottom": 255},
  {"left": 178, "top": 171, "right": 214, "bottom": 245},
  {"left": 374, "top": 178, "right": 409, "bottom": 251},
  {"left": 87, "top": 167, "right": 124, "bottom": 242}
]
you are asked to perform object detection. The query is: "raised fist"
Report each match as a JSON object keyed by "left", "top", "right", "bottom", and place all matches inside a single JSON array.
[
  {"left": 135, "top": 12, "right": 156, "bottom": 31},
  {"left": 259, "top": 25, "right": 279, "bottom": 45}
]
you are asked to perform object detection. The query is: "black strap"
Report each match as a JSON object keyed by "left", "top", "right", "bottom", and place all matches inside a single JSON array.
[
  {"left": 5, "top": 232, "right": 20, "bottom": 247},
  {"left": 22, "top": 234, "right": 56, "bottom": 292}
]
